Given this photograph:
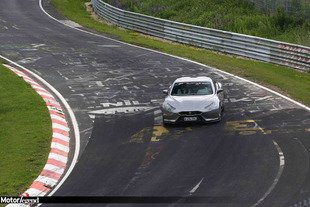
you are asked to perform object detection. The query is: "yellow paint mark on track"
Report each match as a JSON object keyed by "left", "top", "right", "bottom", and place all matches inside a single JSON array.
[
  {"left": 226, "top": 120, "right": 271, "bottom": 135},
  {"left": 151, "top": 126, "right": 169, "bottom": 142},
  {"left": 128, "top": 127, "right": 152, "bottom": 143}
]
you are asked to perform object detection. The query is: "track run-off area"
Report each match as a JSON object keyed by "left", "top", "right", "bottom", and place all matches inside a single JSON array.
[{"left": 0, "top": 0, "right": 310, "bottom": 206}]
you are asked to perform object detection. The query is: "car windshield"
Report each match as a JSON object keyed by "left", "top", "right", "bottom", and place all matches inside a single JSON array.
[{"left": 171, "top": 82, "right": 213, "bottom": 96}]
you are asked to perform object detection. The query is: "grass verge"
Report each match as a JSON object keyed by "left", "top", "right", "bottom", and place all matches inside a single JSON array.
[
  {"left": 52, "top": 0, "right": 310, "bottom": 106},
  {"left": 0, "top": 61, "right": 51, "bottom": 196}
]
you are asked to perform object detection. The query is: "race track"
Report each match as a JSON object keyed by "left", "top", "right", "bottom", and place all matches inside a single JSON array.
[{"left": 0, "top": 0, "right": 310, "bottom": 206}]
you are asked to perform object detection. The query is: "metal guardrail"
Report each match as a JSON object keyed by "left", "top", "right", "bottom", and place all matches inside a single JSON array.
[{"left": 92, "top": 0, "right": 310, "bottom": 71}]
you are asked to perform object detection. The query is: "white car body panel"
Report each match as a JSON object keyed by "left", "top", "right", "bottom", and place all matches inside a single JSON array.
[{"left": 162, "top": 76, "right": 223, "bottom": 124}]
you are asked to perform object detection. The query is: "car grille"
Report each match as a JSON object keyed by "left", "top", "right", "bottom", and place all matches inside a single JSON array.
[{"left": 179, "top": 111, "right": 202, "bottom": 116}]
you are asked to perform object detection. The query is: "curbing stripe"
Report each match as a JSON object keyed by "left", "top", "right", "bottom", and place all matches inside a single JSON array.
[
  {"left": 52, "top": 128, "right": 69, "bottom": 136},
  {"left": 51, "top": 142, "right": 70, "bottom": 153},
  {"left": 43, "top": 164, "right": 65, "bottom": 175},
  {"left": 40, "top": 93, "right": 56, "bottom": 100},
  {"left": 31, "top": 84, "right": 48, "bottom": 91},
  {"left": 49, "top": 110, "right": 65, "bottom": 118},
  {"left": 52, "top": 138, "right": 69, "bottom": 147},
  {"left": 50, "top": 148, "right": 68, "bottom": 157},
  {"left": 40, "top": 169, "right": 62, "bottom": 180},
  {"left": 37, "top": 91, "right": 54, "bottom": 98},
  {"left": 26, "top": 188, "right": 46, "bottom": 196},
  {"left": 44, "top": 98, "right": 58, "bottom": 104},
  {"left": 48, "top": 153, "right": 68, "bottom": 164},
  {"left": 52, "top": 123, "right": 70, "bottom": 132},
  {"left": 47, "top": 159, "right": 67, "bottom": 168},
  {"left": 34, "top": 87, "right": 49, "bottom": 93},
  {"left": 53, "top": 132, "right": 70, "bottom": 142},
  {"left": 35, "top": 175, "right": 58, "bottom": 186},
  {"left": 51, "top": 116, "right": 67, "bottom": 123},
  {"left": 30, "top": 181, "right": 51, "bottom": 192},
  {"left": 52, "top": 118, "right": 68, "bottom": 126},
  {"left": 23, "top": 77, "right": 41, "bottom": 86},
  {"left": 3, "top": 64, "right": 71, "bottom": 197},
  {"left": 47, "top": 102, "right": 62, "bottom": 109}
]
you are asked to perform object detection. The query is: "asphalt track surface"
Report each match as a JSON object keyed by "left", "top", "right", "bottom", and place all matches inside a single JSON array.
[{"left": 0, "top": 0, "right": 310, "bottom": 206}]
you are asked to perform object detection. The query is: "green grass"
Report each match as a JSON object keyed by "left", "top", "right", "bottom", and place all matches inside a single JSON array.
[
  {"left": 52, "top": 0, "right": 310, "bottom": 106},
  {"left": 0, "top": 62, "right": 51, "bottom": 195},
  {"left": 104, "top": 0, "right": 310, "bottom": 46}
]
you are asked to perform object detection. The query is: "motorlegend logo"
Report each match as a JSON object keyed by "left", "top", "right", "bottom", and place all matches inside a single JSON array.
[{"left": 1, "top": 196, "right": 39, "bottom": 204}]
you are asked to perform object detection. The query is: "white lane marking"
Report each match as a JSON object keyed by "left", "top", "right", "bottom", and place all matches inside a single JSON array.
[
  {"left": 252, "top": 140, "right": 285, "bottom": 207},
  {"left": 154, "top": 109, "right": 162, "bottom": 115},
  {"left": 17, "top": 57, "right": 41, "bottom": 64},
  {"left": 52, "top": 123, "right": 70, "bottom": 132},
  {"left": 32, "top": 43, "right": 45, "bottom": 48},
  {"left": 212, "top": 71, "right": 228, "bottom": 80},
  {"left": 153, "top": 109, "right": 163, "bottom": 126},
  {"left": 189, "top": 177, "right": 204, "bottom": 195},
  {"left": 53, "top": 132, "right": 70, "bottom": 142},
  {"left": 98, "top": 44, "right": 120, "bottom": 48},
  {"left": 38, "top": 0, "right": 310, "bottom": 113},
  {"left": 80, "top": 126, "right": 93, "bottom": 134},
  {"left": 96, "top": 81, "right": 103, "bottom": 87},
  {"left": 88, "top": 106, "right": 156, "bottom": 115},
  {"left": 230, "top": 97, "right": 252, "bottom": 103},
  {"left": 255, "top": 96, "right": 273, "bottom": 102},
  {"left": 58, "top": 20, "right": 82, "bottom": 28},
  {"left": 43, "top": 164, "right": 65, "bottom": 174},
  {"left": 51, "top": 142, "right": 69, "bottom": 153},
  {"left": 124, "top": 100, "right": 131, "bottom": 105},
  {"left": 48, "top": 153, "right": 68, "bottom": 163}
]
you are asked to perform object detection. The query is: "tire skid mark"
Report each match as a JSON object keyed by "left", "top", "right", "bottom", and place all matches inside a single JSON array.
[{"left": 4, "top": 64, "right": 71, "bottom": 197}]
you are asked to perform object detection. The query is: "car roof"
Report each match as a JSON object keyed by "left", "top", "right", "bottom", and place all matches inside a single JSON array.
[{"left": 174, "top": 76, "right": 213, "bottom": 83}]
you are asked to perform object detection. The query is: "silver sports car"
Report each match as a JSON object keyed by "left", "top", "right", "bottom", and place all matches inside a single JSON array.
[{"left": 162, "top": 77, "right": 224, "bottom": 124}]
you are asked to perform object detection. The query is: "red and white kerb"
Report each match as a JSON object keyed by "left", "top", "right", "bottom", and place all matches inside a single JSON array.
[{"left": 4, "top": 64, "right": 70, "bottom": 197}]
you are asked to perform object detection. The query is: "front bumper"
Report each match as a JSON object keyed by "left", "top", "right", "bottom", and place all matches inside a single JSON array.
[{"left": 162, "top": 109, "right": 221, "bottom": 124}]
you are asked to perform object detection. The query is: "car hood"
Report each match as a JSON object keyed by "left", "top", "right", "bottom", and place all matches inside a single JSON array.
[{"left": 165, "top": 95, "right": 216, "bottom": 112}]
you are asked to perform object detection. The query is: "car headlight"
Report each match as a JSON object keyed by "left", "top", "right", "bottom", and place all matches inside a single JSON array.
[
  {"left": 204, "top": 102, "right": 216, "bottom": 111},
  {"left": 163, "top": 102, "right": 176, "bottom": 112}
]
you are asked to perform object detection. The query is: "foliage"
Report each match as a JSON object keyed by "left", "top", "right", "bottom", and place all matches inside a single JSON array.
[{"left": 105, "top": 0, "right": 310, "bottom": 46}]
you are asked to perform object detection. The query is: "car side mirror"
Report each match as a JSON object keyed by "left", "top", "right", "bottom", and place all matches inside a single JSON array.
[
  {"left": 163, "top": 89, "right": 168, "bottom": 95},
  {"left": 216, "top": 82, "right": 223, "bottom": 93}
]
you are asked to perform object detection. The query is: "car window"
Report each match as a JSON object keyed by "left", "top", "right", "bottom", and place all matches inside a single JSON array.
[{"left": 171, "top": 82, "right": 213, "bottom": 96}]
